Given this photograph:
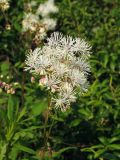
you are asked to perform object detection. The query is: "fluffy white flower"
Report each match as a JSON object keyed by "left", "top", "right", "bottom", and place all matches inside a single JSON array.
[
  {"left": 45, "top": 75, "right": 61, "bottom": 92},
  {"left": 46, "top": 32, "right": 91, "bottom": 57},
  {"left": 0, "top": 0, "right": 9, "bottom": 11},
  {"left": 52, "top": 83, "right": 76, "bottom": 111},
  {"left": 25, "top": 48, "right": 41, "bottom": 71},
  {"left": 61, "top": 82, "right": 76, "bottom": 103},
  {"left": 25, "top": 48, "right": 51, "bottom": 74},
  {"left": 36, "top": 0, "right": 58, "bottom": 17},
  {"left": 25, "top": 32, "right": 91, "bottom": 111},
  {"left": 42, "top": 17, "right": 57, "bottom": 30},
  {"left": 22, "top": 13, "right": 39, "bottom": 32},
  {"left": 70, "top": 69, "right": 87, "bottom": 86},
  {"left": 70, "top": 57, "right": 90, "bottom": 74},
  {"left": 53, "top": 62, "right": 69, "bottom": 77}
]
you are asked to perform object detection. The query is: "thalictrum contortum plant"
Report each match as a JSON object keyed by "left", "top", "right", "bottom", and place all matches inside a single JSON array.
[
  {"left": 0, "top": 0, "right": 9, "bottom": 11},
  {"left": 25, "top": 32, "right": 92, "bottom": 111}
]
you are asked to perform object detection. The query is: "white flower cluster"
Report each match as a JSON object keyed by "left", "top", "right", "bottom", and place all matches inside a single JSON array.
[
  {"left": 22, "top": 0, "right": 58, "bottom": 41},
  {"left": 0, "top": 0, "right": 9, "bottom": 11},
  {"left": 37, "top": 0, "right": 58, "bottom": 17},
  {"left": 25, "top": 32, "right": 91, "bottom": 111},
  {"left": 22, "top": 13, "right": 39, "bottom": 32}
]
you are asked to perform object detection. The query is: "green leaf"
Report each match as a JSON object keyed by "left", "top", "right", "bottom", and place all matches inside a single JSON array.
[
  {"left": 0, "top": 143, "right": 7, "bottom": 160},
  {"left": 99, "top": 137, "right": 109, "bottom": 145},
  {"left": 79, "top": 108, "right": 93, "bottom": 119},
  {"left": 7, "top": 95, "right": 14, "bottom": 121},
  {"left": 32, "top": 98, "right": 48, "bottom": 116},
  {"left": 15, "top": 144, "right": 35, "bottom": 154},
  {"left": 109, "top": 137, "right": 120, "bottom": 143},
  {"left": 94, "top": 149, "right": 106, "bottom": 158},
  {"left": 1, "top": 62, "right": 10, "bottom": 74},
  {"left": 53, "top": 147, "right": 76, "bottom": 158},
  {"left": 109, "top": 144, "right": 120, "bottom": 150},
  {"left": 17, "top": 107, "right": 26, "bottom": 122},
  {"left": 91, "top": 144, "right": 104, "bottom": 149},
  {"left": 51, "top": 115, "right": 64, "bottom": 122},
  {"left": 70, "top": 119, "right": 81, "bottom": 127},
  {"left": 7, "top": 95, "right": 19, "bottom": 121},
  {"left": 81, "top": 147, "right": 95, "bottom": 153},
  {"left": 103, "top": 54, "right": 109, "bottom": 67},
  {"left": 9, "top": 147, "right": 18, "bottom": 160}
]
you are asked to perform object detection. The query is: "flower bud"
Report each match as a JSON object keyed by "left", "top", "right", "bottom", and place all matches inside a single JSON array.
[
  {"left": 10, "top": 88, "right": 15, "bottom": 94},
  {"left": 39, "top": 76, "right": 47, "bottom": 86},
  {"left": 6, "top": 23, "right": 11, "bottom": 30},
  {"left": 0, "top": 75, "right": 3, "bottom": 78},
  {"left": 14, "top": 82, "right": 19, "bottom": 86},
  {"left": 31, "top": 76, "right": 35, "bottom": 83},
  {"left": 7, "top": 89, "right": 11, "bottom": 94}
]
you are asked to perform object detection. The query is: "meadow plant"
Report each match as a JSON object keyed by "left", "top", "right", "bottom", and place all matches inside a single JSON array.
[{"left": 0, "top": 0, "right": 119, "bottom": 159}]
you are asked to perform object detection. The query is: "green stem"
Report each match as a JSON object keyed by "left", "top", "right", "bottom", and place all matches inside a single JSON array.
[
  {"left": 43, "top": 92, "right": 51, "bottom": 150},
  {"left": 1, "top": 10, "right": 9, "bottom": 25},
  {"left": 43, "top": 91, "right": 56, "bottom": 151},
  {"left": 46, "top": 118, "right": 55, "bottom": 145},
  {"left": 43, "top": 111, "right": 49, "bottom": 150}
]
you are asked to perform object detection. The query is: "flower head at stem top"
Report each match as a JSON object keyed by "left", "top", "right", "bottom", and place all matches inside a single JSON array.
[{"left": 25, "top": 32, "right": 92, "bottom": 111}]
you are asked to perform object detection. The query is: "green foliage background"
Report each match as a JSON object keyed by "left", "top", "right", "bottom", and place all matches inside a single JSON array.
[{"left": 0, "top": 0, "right": 120, "bottom": 159}]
